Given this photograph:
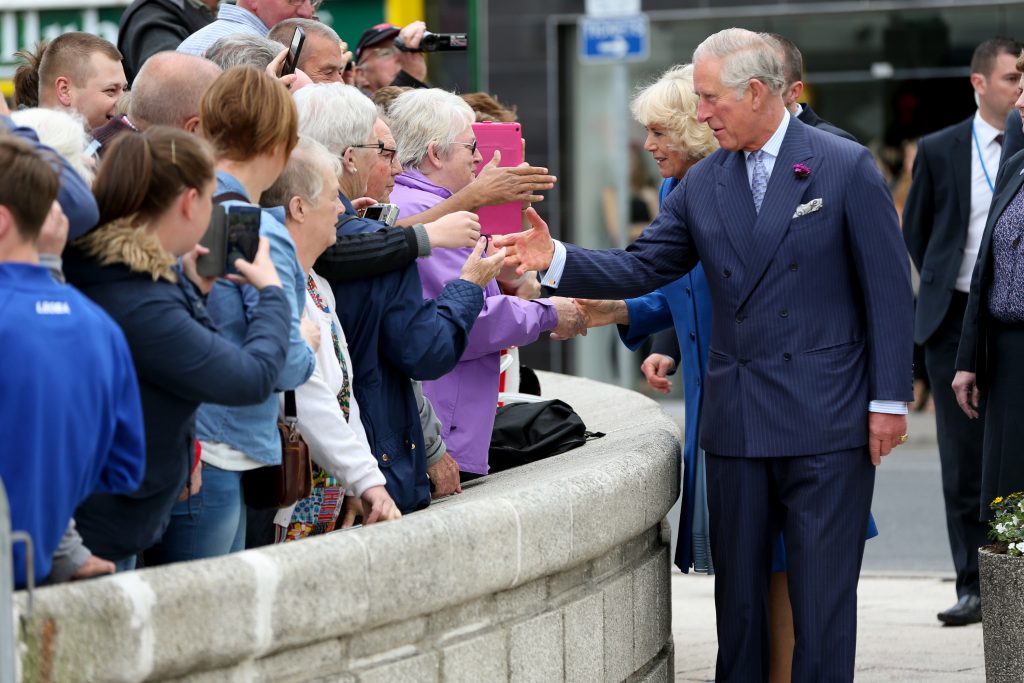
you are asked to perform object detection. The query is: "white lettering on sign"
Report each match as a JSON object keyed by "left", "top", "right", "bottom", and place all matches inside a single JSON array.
[
  {"left": 36, "top": 300, "right": 70, "bottom": 315},
  {"left": 585, "top": 0, "right": 641, "bottom": 16}
]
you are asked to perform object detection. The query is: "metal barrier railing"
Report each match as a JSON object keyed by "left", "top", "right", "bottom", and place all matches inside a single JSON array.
[{"left": 1, "top": 477, "right": 34, "bottom": 683}]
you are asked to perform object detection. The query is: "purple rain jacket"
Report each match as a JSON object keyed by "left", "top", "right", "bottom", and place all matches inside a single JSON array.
[{"left": 391, "top": 169, "right": 558, "bottom": 474}]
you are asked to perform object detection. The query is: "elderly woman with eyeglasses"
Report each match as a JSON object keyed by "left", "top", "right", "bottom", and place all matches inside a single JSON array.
[{"left": 388, "top": 88, "right": 587, "bottom": 482}]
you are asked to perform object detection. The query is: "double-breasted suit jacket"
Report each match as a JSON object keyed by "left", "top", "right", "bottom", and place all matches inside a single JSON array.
[{"left": 557, "top": 116, "right": 915, "bottom": 458}]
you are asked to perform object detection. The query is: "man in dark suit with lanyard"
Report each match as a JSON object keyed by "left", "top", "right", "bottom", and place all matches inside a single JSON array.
[
  {"left": 903, "top": 36, "right": 1021, "bottom": 626},
  {"left": 497, "top": 28, "right": 913, "bottom": 682}
]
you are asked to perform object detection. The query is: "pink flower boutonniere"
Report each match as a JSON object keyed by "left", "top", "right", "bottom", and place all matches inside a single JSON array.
[{"left": 793, "top": 163, "right": 811, "bottom": 179}]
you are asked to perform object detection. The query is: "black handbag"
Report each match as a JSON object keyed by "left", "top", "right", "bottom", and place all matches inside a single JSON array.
[
  {"left": 242, "top": 391, "right": 313, "bottom": 509},
  {"left": 488, "top": 399, "right": 604, "bottom": 473}
]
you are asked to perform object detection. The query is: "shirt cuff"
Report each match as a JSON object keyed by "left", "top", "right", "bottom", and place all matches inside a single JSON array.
[
  {"left": 412, "top": 224, "right": 432, "bottom": 257},
  {"left": 868, "top": 400, "right": 908, "bottom": 415},
  {"left": 539, "top": 240, "right": 566, "bottom": 289}
]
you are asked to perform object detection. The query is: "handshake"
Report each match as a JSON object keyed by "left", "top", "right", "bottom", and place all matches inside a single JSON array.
[{"left": 548, "top": 298, "right": 629, "bottom": 341}]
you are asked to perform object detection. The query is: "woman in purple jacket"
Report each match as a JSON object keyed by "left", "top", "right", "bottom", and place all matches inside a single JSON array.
[{"left": 388, "top": 88, "right": 584, "bottom": 479}]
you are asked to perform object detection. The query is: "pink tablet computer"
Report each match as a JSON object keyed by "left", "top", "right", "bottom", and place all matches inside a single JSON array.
[{"left": 473, "top": 121, "right": 523, "bottom": 235}]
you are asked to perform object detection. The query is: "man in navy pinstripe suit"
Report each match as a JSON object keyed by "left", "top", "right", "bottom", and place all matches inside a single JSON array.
[{"left": 497, "top": 28, "right": 914, "bottom": 683}]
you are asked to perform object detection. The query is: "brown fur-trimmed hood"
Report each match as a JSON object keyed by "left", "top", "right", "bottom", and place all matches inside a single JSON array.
[{"left": 75, "top": 217, "right": 178, "bottom": 283}]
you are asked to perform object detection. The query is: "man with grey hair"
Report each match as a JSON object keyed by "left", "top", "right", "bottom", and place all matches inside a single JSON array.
[
  {"left": 268, "top": 19, "right": 352, "bottom": 84},
  {"left": 496, "top": 27, "right": 913, "bottom": 682},
  {"left": 204, "top": 33, "right": 284, "bottom": 71},
  {"left": 128, "top": 51, "right": 221, "bottom": 131}
]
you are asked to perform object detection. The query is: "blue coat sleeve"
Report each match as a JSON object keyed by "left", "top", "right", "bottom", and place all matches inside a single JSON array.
[
  {"left": 2, "top": 116, "right": 99, "bottom": 240},
  {"left": 93, "top": 327, "right": 146, "bottom": 494},
  {"left": 619, "top": 289, "right": 675, "bottom": 351},
  {"left": 380, "top": 269, "right": 485, "bottom": 380},
  {"left": 128, "top": 285, "right": 293, "bottom": 406}
]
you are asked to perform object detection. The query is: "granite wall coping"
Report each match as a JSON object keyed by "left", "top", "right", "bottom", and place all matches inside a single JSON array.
[{"left": 15, "top": 372, "right": 681, "bottom": 682}]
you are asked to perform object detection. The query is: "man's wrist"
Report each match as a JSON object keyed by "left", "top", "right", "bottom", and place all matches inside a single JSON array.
[
  {"left": 615, "top": 300, "right": 630, "bottom": 325},
  {"left": 868, "top": 400, "right": 908, "bottom": 415}
]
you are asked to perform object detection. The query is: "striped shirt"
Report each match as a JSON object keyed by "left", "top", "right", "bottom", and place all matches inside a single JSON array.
[{"left": 176, "top": 3, "right": 269, "bottom": 57}]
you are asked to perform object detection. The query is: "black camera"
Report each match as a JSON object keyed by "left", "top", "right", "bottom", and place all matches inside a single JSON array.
[{"left": 394, "top": 32, "right": 468, "bottom": 53}]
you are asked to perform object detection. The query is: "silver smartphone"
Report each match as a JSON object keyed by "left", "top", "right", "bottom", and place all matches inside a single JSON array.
[{"left": 362, "top": 203, "right": 400, "bottom": 226}]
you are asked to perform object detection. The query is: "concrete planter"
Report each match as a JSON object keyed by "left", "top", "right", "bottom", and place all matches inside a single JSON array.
[{"left": 979, "top": 546, "right": 1024, "bottom": 682}]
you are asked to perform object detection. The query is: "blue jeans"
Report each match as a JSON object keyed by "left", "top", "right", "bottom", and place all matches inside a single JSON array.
[
  {"left": 113, "top": 555, "right": 137, "bottom": 572},
  {"left": 147, "top": 464, "right": 246, "bottom": 565}
]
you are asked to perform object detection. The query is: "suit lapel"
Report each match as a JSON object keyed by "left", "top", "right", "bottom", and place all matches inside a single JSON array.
[
  {"left": 737, "top": 119, "right": 814, "bottom": 306},
  {"left": 715, "top": 151, "right": 756, "bottom": 269},
  {"left": 985, "top": 159, "right": 1024, "bottom": 243},
  {"left": 950, "top": 118, "right": 973, "bottom": 232}
]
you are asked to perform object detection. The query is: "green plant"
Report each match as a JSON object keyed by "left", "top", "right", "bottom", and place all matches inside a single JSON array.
[{"left": 989, "top": 492, "right": 1024, "bottom": 556}]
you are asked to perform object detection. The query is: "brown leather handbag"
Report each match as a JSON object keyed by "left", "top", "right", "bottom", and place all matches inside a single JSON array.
[{"left": 242, "top": 391, "right": 313, "bottom": 509}]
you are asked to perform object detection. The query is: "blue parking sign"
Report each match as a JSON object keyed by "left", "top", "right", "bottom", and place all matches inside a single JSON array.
[{"left": 579, "top": 15, "right": 649, "bottom": 64}]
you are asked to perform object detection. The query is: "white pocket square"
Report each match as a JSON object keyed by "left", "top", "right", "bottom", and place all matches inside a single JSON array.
[{"left": 792, "top": 198, "right": 823, "bottom": 219}]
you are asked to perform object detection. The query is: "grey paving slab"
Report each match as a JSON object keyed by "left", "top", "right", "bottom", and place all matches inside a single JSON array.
[{"left": 671, "top": 573, "right": 984, "bottom": 682}]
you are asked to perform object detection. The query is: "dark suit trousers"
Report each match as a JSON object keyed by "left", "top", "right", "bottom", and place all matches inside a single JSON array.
[
  {"left": 924, "top": 291, "right": 988, "bottom": 598},
  {"left": 706, "top": 449, "right": 874, "bottom": 683}
]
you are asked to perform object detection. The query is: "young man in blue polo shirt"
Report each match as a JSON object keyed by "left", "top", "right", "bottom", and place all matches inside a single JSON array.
[{"left": 0, "top": 134, "right": 145, "bottom": 589}]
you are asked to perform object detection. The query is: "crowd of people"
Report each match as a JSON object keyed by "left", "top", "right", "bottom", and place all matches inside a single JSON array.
[
  {"left": 0, "top": 3, "right": 567, "bottom": 590},
  {"left": 2, "top": 6, "right": 1023, "bottom": 682}
]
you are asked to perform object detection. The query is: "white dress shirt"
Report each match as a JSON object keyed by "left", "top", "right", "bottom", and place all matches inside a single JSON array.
[{"left": 957, "top": 110, "right": 1003, "bottom": 292}]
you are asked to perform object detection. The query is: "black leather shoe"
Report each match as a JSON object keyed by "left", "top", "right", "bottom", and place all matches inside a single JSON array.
[{"left": 937, "top": 595, "right": 982, "bottom": 626}]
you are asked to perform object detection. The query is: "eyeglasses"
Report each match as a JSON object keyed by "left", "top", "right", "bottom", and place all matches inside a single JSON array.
[
  {"left": 353, "top": 140, "right": 399, "bottom": 162},
  {"left": 286, "top": 0, "right": 323, "bottom": 10},
  {"left": 453, "top": 139, "right": 478, "bottom": 155}
]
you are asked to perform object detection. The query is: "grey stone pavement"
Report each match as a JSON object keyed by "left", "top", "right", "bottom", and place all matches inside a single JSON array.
[{"left": 653, "top": 403, "right": 987, "bottom": 682}]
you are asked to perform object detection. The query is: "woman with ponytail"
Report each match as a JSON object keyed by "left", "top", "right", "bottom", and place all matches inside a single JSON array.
[
  {"left": 64, "top": 126, "right": 292, "bottom": 571},
  {"left": 156, "top": 65, "right": 318, "bottom": 561}
]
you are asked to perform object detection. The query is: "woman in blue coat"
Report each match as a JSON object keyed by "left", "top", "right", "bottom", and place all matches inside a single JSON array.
[{"left": 66, "top": 127, "right": 291, "bottom": 569}]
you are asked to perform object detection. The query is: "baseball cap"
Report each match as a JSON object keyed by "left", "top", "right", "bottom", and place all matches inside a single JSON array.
[{"left": 355, "top": 23, "right": 401, "bottom": 63}]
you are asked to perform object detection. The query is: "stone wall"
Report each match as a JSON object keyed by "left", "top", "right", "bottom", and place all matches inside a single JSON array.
[{"left": 14, "top": 372, "right": 681, "bottom": 682}]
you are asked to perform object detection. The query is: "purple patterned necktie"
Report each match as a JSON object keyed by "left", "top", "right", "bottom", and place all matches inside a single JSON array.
[{"left": 750, "top": 150, "right": 769, "bottom": 214}]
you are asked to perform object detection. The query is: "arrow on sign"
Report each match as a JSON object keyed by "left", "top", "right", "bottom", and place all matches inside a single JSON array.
[{"left": 596, "top": 36, "right": 629, "bottom": 58}]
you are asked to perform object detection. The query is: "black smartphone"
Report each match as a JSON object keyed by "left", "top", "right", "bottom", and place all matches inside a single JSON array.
[
  {"left": 225, "top": 206, "right": 261, "bottom": 275},
  {"left": 281, "top": 27, "right": 305, "bottom": 76},
  {"left": 196, "top": 205, "right": 227, "bottom": 278}
]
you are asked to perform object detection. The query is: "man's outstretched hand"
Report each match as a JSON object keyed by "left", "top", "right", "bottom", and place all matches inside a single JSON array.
[{"left": 492, "top": 208, "right": 555, "bottom": 275}]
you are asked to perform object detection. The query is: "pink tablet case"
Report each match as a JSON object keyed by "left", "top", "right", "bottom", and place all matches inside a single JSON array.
[{"left": 473, "top": 122, "right": 523, "bottom": 235}]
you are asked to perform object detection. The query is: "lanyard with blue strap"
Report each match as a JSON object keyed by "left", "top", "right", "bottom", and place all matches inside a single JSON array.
[{"left": 972, "top": 124, "right": 997, "bottom": 193}]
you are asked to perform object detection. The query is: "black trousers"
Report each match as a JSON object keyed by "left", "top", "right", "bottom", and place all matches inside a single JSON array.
[
  {"left": 924, "top": 291, "right": 988, "bottom": 598},
  {"left": 706, "top": 448, "right": 874, "bottom": 683}
]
